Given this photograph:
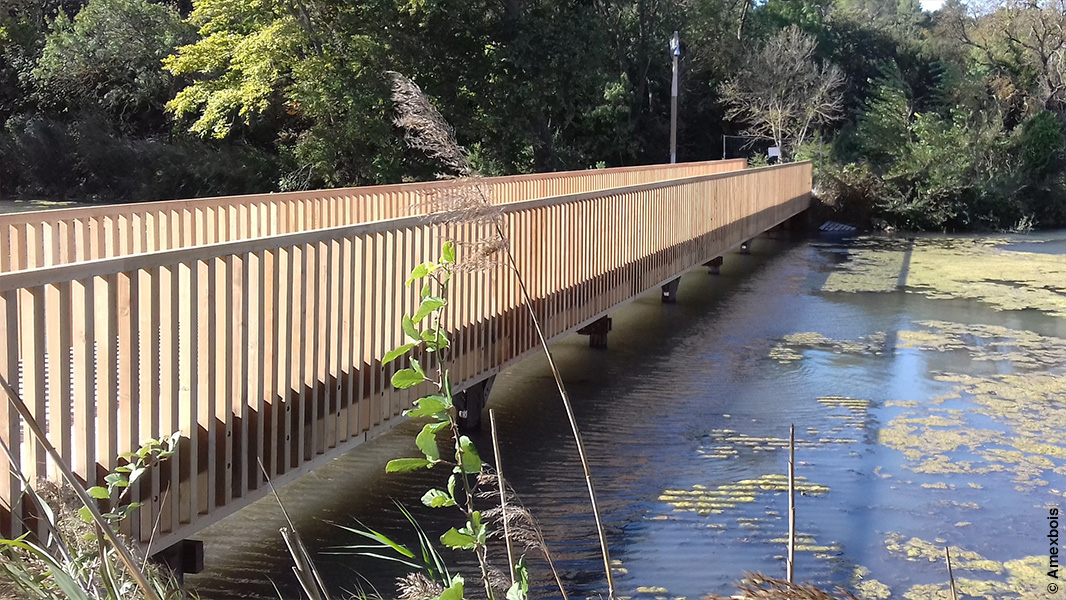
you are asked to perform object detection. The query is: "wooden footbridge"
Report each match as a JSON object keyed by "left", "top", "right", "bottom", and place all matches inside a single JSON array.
[{"left": 0, "top": 159, "right": 811, "bottom": 559}]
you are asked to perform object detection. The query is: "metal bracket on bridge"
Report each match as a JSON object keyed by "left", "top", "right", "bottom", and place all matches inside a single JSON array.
[
  {"left": 705, "top": 256, "right": 723, "bottom": 275},
  {"left": 151, "top": 539, "right": 204, "bottom": 583},
  {"left": 456, "top": 375, "right": 495, "bottom": 431},
  {"left": 740, "top": 239, "right": 752, "bottom": 254},
  {"left": 661, "top": 278, "right": 681, "bottom": 303},
  {"left": 577, "top": 316, "right": 612, "bottom": 348}
]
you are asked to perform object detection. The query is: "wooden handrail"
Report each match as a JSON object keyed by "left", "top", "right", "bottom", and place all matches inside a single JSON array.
[{"left": 0, "top": 160, "right": 746, "bottom": 273}]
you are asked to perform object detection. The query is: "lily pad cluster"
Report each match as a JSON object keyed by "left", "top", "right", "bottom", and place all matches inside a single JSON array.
[
  {"left": 769, "top": 332, "right": 887, "bottom": 363},
  {"left": 658, "top": 474, "right": 829, "bottom": 516}
]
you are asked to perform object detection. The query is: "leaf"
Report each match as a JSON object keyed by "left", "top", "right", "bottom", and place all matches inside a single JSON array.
[
  {"left": 440, "top": 528, "right": 476, "bottom": 550},
  {"left": 127, "top": 465, "right": 147, "bottom": 486},
  {"left": 506, "top": 557, "right": 529, "bottom": 600},
  {"left": 421, "top": 281, "right": 433, "bottom": 299},
  {"left": 77, "top": 506, "right": 93, "bottom": 523},
  {"left": 402, "top": 315, "right": 420, "bottom": 342},
  {"left": 420, "top": 489, "right": 455, "bottom": 508},
  {"left": 87, "top": 486, "right": 110, "bottom": 499},
  {"left": 385, "top": 458, "right": 433, "bottom": 472},
  {"left": 422, "top": 328, "right": 450, "bottom": 352},
  {"left": 458, "top": 436, "right": 482, "bottom": 474},
  {"left": 441, "top": 241, "right": 456, "bottom": 264},
  {"left": 383, "top": 343, "right": 418, "bottom": 365},
  {"left": 416, "top": 423, "right": 440, "bottom": 462},
  {"left": 410, "top": 357, "right": 425, "bottom": 379},
  {"left": 103, "top": 472, "right": 127, "bottom": 488},
  {"left": 392, "top": 368, "right": 426, "bottom": 389},
  {"left": 439, "top": 575, "right": 464, "bottom": 600},
  {"left": 334, "top": 523, "right": 416, "bottom": 559},
  {"left": 413, "top": 297, "right": 446, "bottom": 323},
  {"left": 404, "top": 394, "right": 450, "bottom": 418},
  {"left": 405, "top": 262, "right": 435, "bottom": 286}
]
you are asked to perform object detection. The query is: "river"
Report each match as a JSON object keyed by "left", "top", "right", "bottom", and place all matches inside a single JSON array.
[{"left": 186, "top": 230, "right": 1066, "bottom": 600}]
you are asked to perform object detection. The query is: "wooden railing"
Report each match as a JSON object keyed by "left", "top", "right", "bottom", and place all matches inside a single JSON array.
[
  {"left": 0, "top": 162, "right": 810, "bottom": 552},
  {"left": 0, "top": 160, "right": 745, "bottom": 273}
]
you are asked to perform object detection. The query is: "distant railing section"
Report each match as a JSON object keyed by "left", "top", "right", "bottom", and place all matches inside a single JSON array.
[
  {"left": 0, "top": 160, "right": 746, "bottom": 273},
  {"left": 0, "top": 162, "right": 810, "bottom": 552}
]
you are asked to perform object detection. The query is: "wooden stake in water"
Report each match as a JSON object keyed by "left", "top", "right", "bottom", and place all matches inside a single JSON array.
[{"left": 787, "top": 423, "right": 796, "bottom": 583}]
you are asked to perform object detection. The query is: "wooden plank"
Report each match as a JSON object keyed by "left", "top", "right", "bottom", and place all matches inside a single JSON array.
[
  {"left": 237, "top": 251, "right": 253, "bottom": 496},
  {"left": 195, "top": 258, "right": 211, "bottom": 516},
  {"left": 337, "top": 238, "right": 352, "bottom": 444},
  {"left": 296, "top": 243, "right": 311, "bottom": 464},
  {"left": 277, "top": 246, "right": 293, "bottom": 475},
  {"left": 136, "top": 268, "right": 158, "bottom": 542},
  {"left": 0, "top": 290, "right": 21, "bottom": 535},
  {"left": 158, "top": 264, "right": 178, "bottom": 535},
  {"left": 324, "top": 239, "right": 340, "bottom": 449}
]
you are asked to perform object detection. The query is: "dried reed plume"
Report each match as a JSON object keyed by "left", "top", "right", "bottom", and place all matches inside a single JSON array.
[
  {"left": 397, "top": 573, "right": 444, "bottom": 600},
  {"left": 704, "top": 575, "right": 860, "bottom": 600},
  {"left": 387, "top": 71, "right": 508, "bottom": 273},
  {"left": 387, "top": 71, "right": 473, "bottom": 178},
  {"left": 476, "top": 470, "right": 569, "bottom": 600}
]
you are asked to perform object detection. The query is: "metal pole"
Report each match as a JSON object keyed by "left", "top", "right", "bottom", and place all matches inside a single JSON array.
[{"left": 670, "top": 31, "right": 679, "bottom": 164}]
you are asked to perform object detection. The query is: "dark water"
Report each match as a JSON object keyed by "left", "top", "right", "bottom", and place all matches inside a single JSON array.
[{"left": 187, "top": 230, "right": 1066, "bottom": 600}]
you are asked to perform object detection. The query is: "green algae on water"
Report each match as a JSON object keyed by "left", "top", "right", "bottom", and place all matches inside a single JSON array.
[
  {"left": 769, "top": 332, "right": 887, "bottom": 363},
  {"left": 822, "top": 236, "right": 1066, "bottom": 319},
  {"left": 659, "top": 474, "right": 828, "bottom": 516}
]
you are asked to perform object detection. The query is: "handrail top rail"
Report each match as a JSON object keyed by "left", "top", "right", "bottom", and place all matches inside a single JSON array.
[
  {"left": 0, "top": 162, "right": 809, "bottom": 292},
  {"left": 0, "top": 159, "right": 746, "bottom": 226}
]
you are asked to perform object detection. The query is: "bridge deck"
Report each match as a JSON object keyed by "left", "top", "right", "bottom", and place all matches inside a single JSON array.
[{"left": 0, "top": 160, "right": 810, "bottom": 552}]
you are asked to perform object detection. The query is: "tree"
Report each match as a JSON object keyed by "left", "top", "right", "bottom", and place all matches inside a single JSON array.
[
  {"left": 719, "top": 25, "right": 845, "bottom": 158},
  {"left": 34, "top": 0, "right": 192, "bottom": 128}
]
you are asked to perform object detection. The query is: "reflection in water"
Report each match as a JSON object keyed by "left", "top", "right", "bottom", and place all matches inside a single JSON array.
[{"left": 187, "top": 230, "right": 1066, "bottom": 600}]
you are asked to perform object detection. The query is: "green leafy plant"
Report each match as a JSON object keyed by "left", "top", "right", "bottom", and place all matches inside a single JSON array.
[
  {"left": 81, "top": 433, "right": 180, "bottom": 525},
  {"left": 381, "top": 240, "right": 529, "bottom": 600}
]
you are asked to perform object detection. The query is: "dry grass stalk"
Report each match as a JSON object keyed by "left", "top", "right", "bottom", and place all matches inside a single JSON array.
[
  {"left": 945, "top": 546, "right": 958, "bottom": 600},
  {"left": 476, "top": 470, "right": 569, "bottom": 600},
  {"left": 704, "top": 574, "right": 860, "bottom": 599},
  {"left": 389, "top": 69, "right": 616, "bottom": 597},
  {"left": 488, "top": 410, "right": 517, "bottom": 586},
  {"left": 397, "top": 573, "right": 444, "bottom": 600}
]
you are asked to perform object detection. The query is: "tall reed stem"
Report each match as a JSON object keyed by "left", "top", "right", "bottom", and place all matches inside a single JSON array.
[
  {"left": 0, "top": 374, "right": 162, "bottom": 600},
  {"left": 489, "top": 409, "right": 517, "bottom": 586},
  {"left": 494, "top": 222, "right": 616, "bottom": 599}
]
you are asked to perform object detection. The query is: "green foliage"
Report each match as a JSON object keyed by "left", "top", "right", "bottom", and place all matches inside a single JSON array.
[
  {"left": 1019, "top": 111, "right": 1063, "bottom": 180},
  {"left": 34, "top": 0, "right": 192, "bottom": 122},
  {"left": 163, "top": 0, "right": 303, "bottom": 139},
  {"left": 855, "top": 66, "right": 911, "bottom": 164},
  {"left": 0, "top": 435, "right": 185, "bottom": 600}
]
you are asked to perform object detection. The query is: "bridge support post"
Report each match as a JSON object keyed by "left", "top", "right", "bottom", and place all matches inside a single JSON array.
[
  {"left": 661, "top": 278, "right": 681, "bottom": 303},
  {"left": 578, "top": 316, "right": 612, "bottom": 348},
  {"left": 740, "top": 239, "right": 752, "bottom": 254},
  {"left": 456, "top": 376, "right": 494, "bottom": 432},
  {"left": 705, "top": 256, "right": 723, "bottom": 275},
  {"left": 151, "top": 539, "right": 204, "bottom": 584}
]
